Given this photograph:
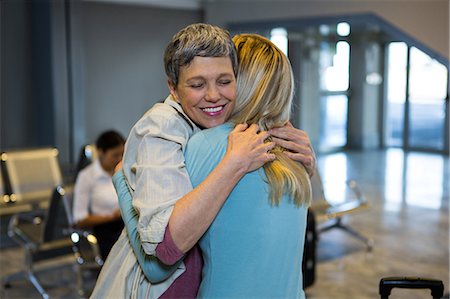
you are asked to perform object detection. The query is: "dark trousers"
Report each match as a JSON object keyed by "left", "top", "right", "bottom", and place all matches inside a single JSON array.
[{"left": 93, "top": 219, "right": 124, "bottom": 260}]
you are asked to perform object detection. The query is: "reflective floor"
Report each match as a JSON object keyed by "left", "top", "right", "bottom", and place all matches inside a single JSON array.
[
  {"left": 308, "top": 149, "right": 449, "bottom": 299},
  {"left": 0, "top": 149, "right": 448, "bottom": 298}
]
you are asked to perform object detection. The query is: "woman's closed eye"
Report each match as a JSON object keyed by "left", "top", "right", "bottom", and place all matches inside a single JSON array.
[
  {"left": 218, "top": 80, "right": 232, "bottom": 86},
  {"left": 189, "top": 82, "right": 204, "bottom": 89}
]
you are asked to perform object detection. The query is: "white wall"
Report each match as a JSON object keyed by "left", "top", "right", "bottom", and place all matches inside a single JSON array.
[{"left": 79, "top": 2, "right": 202, "bottom": 146}]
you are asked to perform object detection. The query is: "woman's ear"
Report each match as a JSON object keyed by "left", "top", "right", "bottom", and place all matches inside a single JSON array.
[{"left": 168, "top": 79, "right": 179, "bottom": 103}]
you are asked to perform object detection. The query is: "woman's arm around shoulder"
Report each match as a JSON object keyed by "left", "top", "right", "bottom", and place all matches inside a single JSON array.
[{"left": 168, "top": 124, "right": 276, "bottom": 253}]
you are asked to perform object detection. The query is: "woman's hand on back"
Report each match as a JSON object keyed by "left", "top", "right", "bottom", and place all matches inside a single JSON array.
[
  {"left": 224, "top": 124, "right": 276, "bottom": 175},
  {"left": 269, "top": 122, "right": 316, "bottom": 177}
]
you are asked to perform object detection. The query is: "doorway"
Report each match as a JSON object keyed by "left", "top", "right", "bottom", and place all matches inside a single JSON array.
[{"left": 385, "top": 42, "right": 449, "bottom": 152}]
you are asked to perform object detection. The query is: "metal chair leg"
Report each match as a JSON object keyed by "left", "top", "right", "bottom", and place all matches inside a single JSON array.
[
  {"left": 27, "top": 271, "right": 49, "bottom": 299},
  {"left": 3, "top": 271, "right": 26, "bottom": 287},
  {"left": 75, "top": 263, "right": 86, "bottom": 297},
  {"left": 2, "top": 270, "right": 49, "bottom": 299},
  {"left": 319, "top": 218, "right": 374, "bottom": 251}
]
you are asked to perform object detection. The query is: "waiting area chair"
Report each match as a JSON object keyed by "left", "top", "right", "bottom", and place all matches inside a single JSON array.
[
  {"left": 3, "top": 185, "right": 104, "bottom": 298},
  {"left": 74, "top": 144, "right": 98, "bottom": 182},
  {"left": 309, "top": 169, "right": 373, "bottom": 251},
  {"left": 0, "top": 147, "right": 63, "bottom": 216},
  {"left": 0, "top": 169, "right": 4, "bottom": 198},
  {"left": 62, "top": 185, "right": 104, "bottom": 297},
  {"left": 1, "top": 147, "right": 103, "bottom": 297},
  {"left": 0, "top": 169, "right": 10, "bottom": 206},
  {"left": 3, "top": 186, "right": 75, "bottom": 298}
]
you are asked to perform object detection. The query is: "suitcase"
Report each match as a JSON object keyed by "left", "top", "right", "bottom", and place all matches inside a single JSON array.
[
  {"left": 379, "top": 277, "right": 444, "bottom": 299},
  {"left": 302, "top": 208, "right": 317, "bottom": 288}
]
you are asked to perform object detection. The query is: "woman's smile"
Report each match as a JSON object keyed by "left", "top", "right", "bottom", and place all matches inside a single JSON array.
[{"left": 201, "top": 105, "right": 226, "bottom": 116}]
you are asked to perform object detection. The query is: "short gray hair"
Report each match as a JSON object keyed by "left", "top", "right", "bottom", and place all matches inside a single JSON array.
[{"left": 164, "top": 23, "right": 238, "bottom": 86}]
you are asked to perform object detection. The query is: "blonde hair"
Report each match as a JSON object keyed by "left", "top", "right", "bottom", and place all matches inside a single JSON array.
[{"left": 229, "top": 34, "right": 311, "bottom": 207}]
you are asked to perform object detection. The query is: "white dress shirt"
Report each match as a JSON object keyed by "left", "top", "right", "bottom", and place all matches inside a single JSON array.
[{"left": 73, "top": 159, "right": 119, "bottom": 223}]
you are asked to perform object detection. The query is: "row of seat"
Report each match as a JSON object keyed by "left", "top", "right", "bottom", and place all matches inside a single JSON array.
[
  {"left": 0, "top": 148, "right": 62, "bottom": 216},
  {"left": 1, "top": 147, "right": 102, "bottom": 298}
]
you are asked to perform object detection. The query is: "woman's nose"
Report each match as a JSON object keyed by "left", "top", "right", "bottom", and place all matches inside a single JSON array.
[{"left": 205, "top": 86, "right": 220, "bottom": 102}]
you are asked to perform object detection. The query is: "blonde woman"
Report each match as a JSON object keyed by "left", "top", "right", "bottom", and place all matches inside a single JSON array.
[{"left": 185, "top": 34, "right": 311, "bottom": 298}]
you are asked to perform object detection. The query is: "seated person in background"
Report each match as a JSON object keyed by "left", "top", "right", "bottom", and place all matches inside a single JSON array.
[{"left": 73, "top": 130, "right": 125, "bottom": 260}]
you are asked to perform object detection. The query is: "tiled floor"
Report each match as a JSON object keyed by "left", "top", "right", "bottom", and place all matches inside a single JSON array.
[{"left": 0, "top": 149, "right": 448, "bottom": 298}]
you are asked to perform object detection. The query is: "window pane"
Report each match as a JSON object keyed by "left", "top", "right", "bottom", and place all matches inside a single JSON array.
[
  {"left": 408, "top": 47, "right": 447, "bottom": 150},
  {"left": 270, "top": 27, "right": 288, "bottom": 56},
  {"left": 385, "top": 42, "right": 407, "bottom": 147},
  {"left": 409, "top": 47, "right": 448, "bottom": 99},
  {"left": 320, "top": 95, "right": 348, "bottom": 148},
  {"left": 320, "top": 41, "right": 349, "bottom": 92}
]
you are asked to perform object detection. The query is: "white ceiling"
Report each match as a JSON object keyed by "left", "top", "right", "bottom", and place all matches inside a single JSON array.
[{"left": 87, "top": 0, "right": 204, "bottom": 10}]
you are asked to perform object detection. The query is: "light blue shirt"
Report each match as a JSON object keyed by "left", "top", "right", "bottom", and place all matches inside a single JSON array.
[{"left": 185, "top": 123, "right": 307, "bottom": 299}]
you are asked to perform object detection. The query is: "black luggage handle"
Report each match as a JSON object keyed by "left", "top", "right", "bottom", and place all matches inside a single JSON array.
[{"left": 379, "top": 277, "right": 444, "bottom": 299}]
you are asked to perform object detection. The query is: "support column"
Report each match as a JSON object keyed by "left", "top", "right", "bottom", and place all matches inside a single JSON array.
[
  {"left": 50, "top": 0, "right": 71, "bottom": 165},
  {"left": 347, "top": 32, "right": 383, "bottom": 149},
  {"left": 30, "top": 0, "right": 55, "bottom": 147},
  {"left": 50, "top": 0, "right": 86, "bottom": 165},
  {"left": 289, "top": 31, "right": 321, "bottom": 150}
]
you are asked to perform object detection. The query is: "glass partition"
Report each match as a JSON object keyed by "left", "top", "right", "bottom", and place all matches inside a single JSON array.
[{"left": 408, "top": 47, "right": 448, "bottom": 150}]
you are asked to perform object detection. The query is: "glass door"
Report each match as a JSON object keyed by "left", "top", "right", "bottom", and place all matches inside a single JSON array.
[
  {"left": 385, "top": 42, "right": 407, "bottom": 147},
  {"left": 408, "top": 47, "right": 448, "bottom": 150},
  {"left": 385, "top": 43, "right": 448, "bottom": 152},
  {"left": 319, "top": 40, "right": 350, "bottom": 150}
]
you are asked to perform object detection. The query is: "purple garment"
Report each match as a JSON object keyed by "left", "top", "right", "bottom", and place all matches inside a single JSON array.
[{"left": 156, "top": 227, "right": 203, "bottom": 299}]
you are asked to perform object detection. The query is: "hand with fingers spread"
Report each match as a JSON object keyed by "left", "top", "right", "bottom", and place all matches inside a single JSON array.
[
  {"left": 224, "top": 123, "right": 276, "bottom": 175},
  {"left": 269, "top": 121, "right": 316, "bottom": 177}
]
